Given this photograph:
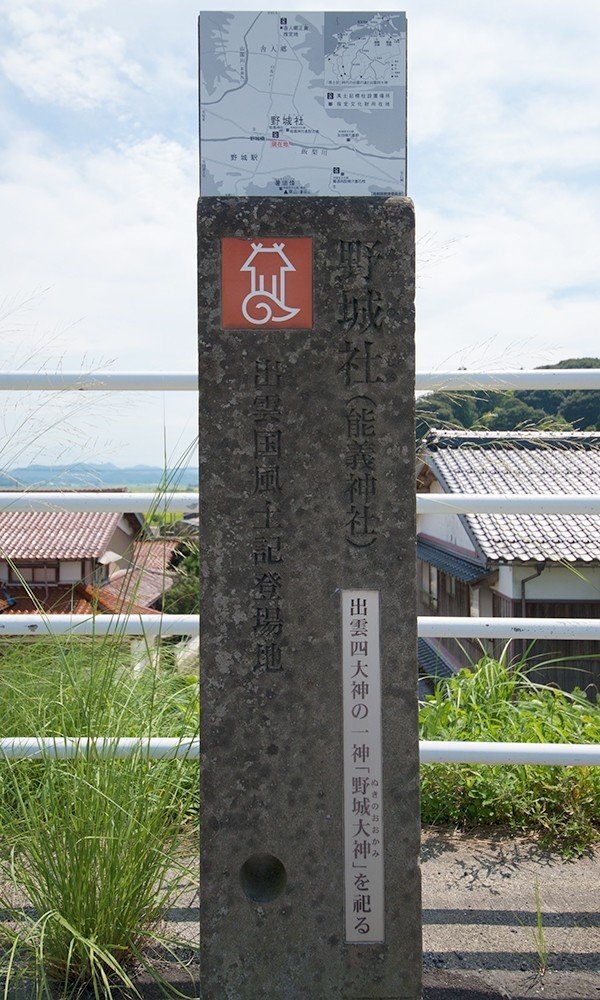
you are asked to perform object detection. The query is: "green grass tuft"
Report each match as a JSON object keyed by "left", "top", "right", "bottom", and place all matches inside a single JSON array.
[
  {"left": 419, "top": 655, "right": 600, "bottom": 855},
  {"left": 0, "top": 637, "right": 198, "bottom": 997}
]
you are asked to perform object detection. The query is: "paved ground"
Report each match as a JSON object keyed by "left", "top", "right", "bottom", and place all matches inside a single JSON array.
[
  {"left": 3, "top": 829, "right": 598, "bottom": 997},
  {"left": 421, "top": 826, "right": 600, "bottom": 999},
  {"left": 132, "top": 828, "right": 600, "bottom": 998}
]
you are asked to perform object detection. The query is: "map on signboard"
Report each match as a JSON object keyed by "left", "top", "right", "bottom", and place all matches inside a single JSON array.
[{"left": 199, "top": 11, "right": 407, "bottom": 197}]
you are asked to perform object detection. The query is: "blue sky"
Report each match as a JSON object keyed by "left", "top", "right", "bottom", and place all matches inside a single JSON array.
[{"left": 1, "top": 0, "right": 599, "bottom": 466}]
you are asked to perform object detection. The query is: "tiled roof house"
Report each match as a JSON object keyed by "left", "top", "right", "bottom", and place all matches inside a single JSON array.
[
  {"left": 417, "top": 430, "right": 600, "bottom": 694},
  {"left": 0, "top": 497, "right": 178, "bottom": 616}
]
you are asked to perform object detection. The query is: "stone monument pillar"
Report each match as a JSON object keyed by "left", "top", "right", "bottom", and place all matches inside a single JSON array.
[{"left": 198, "top": 195, "right": 421, "bottom": 998}]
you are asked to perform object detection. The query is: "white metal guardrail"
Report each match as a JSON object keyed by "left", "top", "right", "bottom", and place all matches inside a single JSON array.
[
  {"left": 0, "top": 738, "right": 597, "bottom": 766},
  {"left": 3, "top": 491, "right": 600, "bottom": 516},
  {"left": 419, "top": 616, "right": 600, "bottom": 640},
  {"left": 419, "top": 741, "right": 600, "bottom": 766},
  {"left": 2, "top": 369, "right": 600, "bottom": 391},
  {"left": 1, "top": 367, "right": 598, "bottom": 766},
  {"left": 415, "top": 370, "right": 600, "bottom": 391},
  {"left": 1, "top": 614, "right": 598, "bottom": 642},
  {"left": 0, "top": 614, "right": 200, "bottom": 637},
  {"left": 0, "top": 492, "right": 199, "bottom": 513},
  {"left": 0, "top": 738, "right": 200, "bottom": 760},
  {"left": 417, "top": 494, "right": 600, "bottom": 515},
  {"left": 0, "top": 372, "right": 199, "bottom": 391}
]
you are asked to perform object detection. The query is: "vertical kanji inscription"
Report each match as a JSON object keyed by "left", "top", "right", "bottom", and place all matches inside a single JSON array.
[
  {"left": 337, "top": 239, "right": 386, "bottom": 548},
  {"left": 252, "top": 358, "right": 284, "bottom": 672},
  {"left": 342, "top": 589, "right": 385, "bottom": 943}
]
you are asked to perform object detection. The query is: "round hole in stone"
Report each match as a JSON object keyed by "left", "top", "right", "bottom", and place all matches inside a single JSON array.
[{"left": 240, "top": 854, "right": 287, "bottom": 903}]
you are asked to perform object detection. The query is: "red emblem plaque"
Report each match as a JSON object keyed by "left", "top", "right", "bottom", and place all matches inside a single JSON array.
[{"left": 221, "top": 237, "right": 313, "bottom": 329}]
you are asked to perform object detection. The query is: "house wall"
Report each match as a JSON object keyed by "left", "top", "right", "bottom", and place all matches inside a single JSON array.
[
  {"left": 417, "top": 467, "right": 600, "bottom": 696},
  {"left": 495, "top": 565, "right": 514, "bottom": 599},
  {"left": 518, "top": 564, "right": 600, "bottom": 600},
  {"left": 477, "top": 585, "right": 494, "bottom": 617},
  {"left": 417, "top": 561, "right": 483, "bottom": 664},
  {"left": 59, "top": 560, "right": 82, "bottom": 583},
  {"left": 418, "top": 556, "right": 600, "bottom": 695},
  {"left": 104, "top": 519, "right": 136, "bottom": 575},
  {"left": 118, "top": 515, "right": 135, "bottom": 537},
  {"left": 494, "top": 564, "right": 600, "bottom": 601},
  {"left": 1, "top": 552, "right": 132, "bottom": 588},
  {"left": 417, "top": 482, "right": 479, "bottom": 558},
  {"left": 3, "top": 562, "right": 60, "bottom": 585}
]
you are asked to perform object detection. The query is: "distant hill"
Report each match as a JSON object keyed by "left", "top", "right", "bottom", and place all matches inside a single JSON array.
[
  {"left": 0, "top": 463, "right": 199, "bottom": 489},
  {"left": 416, "top": 357, "right": 600, "bottom": 441}
]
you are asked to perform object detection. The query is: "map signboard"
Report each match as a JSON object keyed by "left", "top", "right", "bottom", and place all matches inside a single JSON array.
[{"left": 199, "top": 11, "right": 407, "bottom": 197}]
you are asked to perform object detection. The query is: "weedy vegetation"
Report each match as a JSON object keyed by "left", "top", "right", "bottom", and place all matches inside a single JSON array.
[
  {"left": 0, "top": 418, "right": 199, "bottom": 996},
  {"left": 419, "top": 652, "right": 600, "bottom": 855},
  {"left": 0, "top": 632, "right": 199, "bottom": 998},
  {"left": 530, "top": 879, "right": 549, "bottom": 975}
]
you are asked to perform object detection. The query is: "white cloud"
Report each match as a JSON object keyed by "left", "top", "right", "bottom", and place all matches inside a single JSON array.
[
  {"left": 0, "top": 130, "right": 197, "bottom": 350},
  {"left": 408, "top": 2, "right": 600, "bottom": 173},
  {"left": 0, "top": 129, "right": 198, "bottom": 465},
  {"left": 0, "top": 0, "right": 599, "bottom": 463},
  {"left": 416, "top": 179, "right": 600, "bottom": 371},
  {"left": 2, "top": 1, "right": 144, "bottom": 110},
  {"left": 405, "top": 1, "right": 600, "bottom": 372}
]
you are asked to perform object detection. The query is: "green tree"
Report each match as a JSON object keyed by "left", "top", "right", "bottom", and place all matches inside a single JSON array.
[
  {"left": 543, "top": 357, "right": 600, "bottom": 369},
  {"left": 478, "top": 398, "right": 548, "bottom": 431},
  {"left": 415, "top": 357, "right": 600, "bottom": 442},
  {"left": 515, "top": 390, "right": 566, "bottom": 415},
  {"left": 558, "top": 391, "right": 600, "bottom": 429},
  {"left": 163, "top": 543, "right": 199, "bottom": 615},
  {"left": 416, "top": 397, "right": 461, "bottom": 440}
]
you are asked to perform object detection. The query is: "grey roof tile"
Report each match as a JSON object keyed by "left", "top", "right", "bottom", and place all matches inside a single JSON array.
[
  {"left": 423, "top": 430, "right": 600, "bottom": 563},
  {"left": 417, "top": 639, "right": 457, "bottom": 680},
  {"left": 417, "top": 538, "right": 487, "bottom": 582}
]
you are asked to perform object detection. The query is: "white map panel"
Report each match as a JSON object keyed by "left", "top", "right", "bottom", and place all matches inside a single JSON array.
[{"left": 199, "top": 11, "right": 406, "bottom": 197}]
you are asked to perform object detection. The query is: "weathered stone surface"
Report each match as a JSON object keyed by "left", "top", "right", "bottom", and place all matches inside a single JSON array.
[{"left": 199, "top": 196, "right": 421, "bottom": 999}]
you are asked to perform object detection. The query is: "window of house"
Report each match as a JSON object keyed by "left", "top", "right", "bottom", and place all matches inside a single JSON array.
[
  {"left": 92, "top": 564, "right": 108, "bottom": 587},
  {"left": 446, "top": 574, "right": 456, "bottom": 597},
  {"left": 9, "top": 564, "right": 33, "bottom": 583},
  {"left": 9, "top": 563, "right": 58, "bottom": 584},
  {"left": 59, "top": 560, "right": 83, "bottom": 583},
  {"left": 33, "top": 565, "right": 58, "bottom": 583},
  {"left": 419, "top": 560, "right": 439, "bottom": 611}
]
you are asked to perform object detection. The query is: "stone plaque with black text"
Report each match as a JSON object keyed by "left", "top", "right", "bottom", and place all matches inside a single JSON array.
[{"left": 198, "top": 196, "right": 420, "bottom": 998}]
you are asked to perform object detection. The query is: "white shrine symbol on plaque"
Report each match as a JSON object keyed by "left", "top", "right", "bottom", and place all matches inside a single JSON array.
[{"left": 240, "top": 242, "right": 301, "bottom": 326}]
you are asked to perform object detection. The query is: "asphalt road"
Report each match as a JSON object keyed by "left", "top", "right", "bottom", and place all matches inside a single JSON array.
[
  {"left": 149, "top": 827, "right": 599, "bottom": 998},
  {"left": 421, "top": 826, "right": 599, "bottom": 999},
  {"left": 4, "top": 828, "right": 599, "bottom": 998}
]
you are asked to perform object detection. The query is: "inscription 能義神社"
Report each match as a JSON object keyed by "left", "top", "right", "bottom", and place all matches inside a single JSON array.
[{"left": 337, "top": 240, "right": 385, "bottom": 548}]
